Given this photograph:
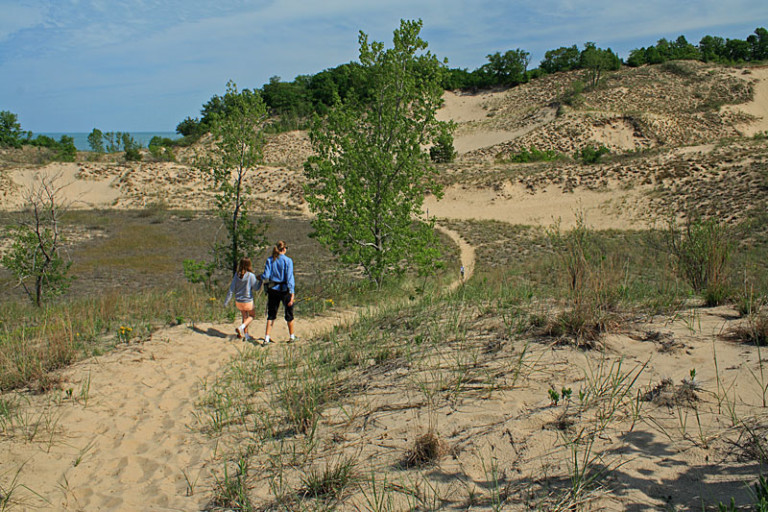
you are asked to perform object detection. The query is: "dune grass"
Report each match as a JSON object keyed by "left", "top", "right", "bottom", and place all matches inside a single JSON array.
[
  {"left": 194, "top": 212, "right": 768, "bottom": 510},
  {"left": 0, "top": 208, "right": 459, "bottom": 393}
]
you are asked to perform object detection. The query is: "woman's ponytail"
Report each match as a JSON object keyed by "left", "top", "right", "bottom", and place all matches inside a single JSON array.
[{"left": 271, "top": 240, "right": 287, "bottom": 260}]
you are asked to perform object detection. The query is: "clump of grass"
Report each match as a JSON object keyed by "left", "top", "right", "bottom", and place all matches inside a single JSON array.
[
  {"left": 734, "top": 421, "right": 768, "bottom": 464},
  {"left": 543, "top": 215, "right": 626, "bottom": 347},
  {"left": 300, "top": 455, "right": 358, "bottom": 502},
  {"left": 403, "top": 430, "right": 444, "bottom": 468},
  {"left": 274, "top": 353, "right": 340, "bottom": 436},
  {"left": 210, "top": 457, "right": 253, "bottom": 511},
  {"left": 729, "top": 313, "right": 768, "bottom": 346}
]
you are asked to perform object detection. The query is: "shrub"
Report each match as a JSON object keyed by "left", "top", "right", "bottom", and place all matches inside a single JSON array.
[
  {"left": 148, "top": 136, "right": 177, "bottom": 162},
  {"left": 497, "top": 145, "right": 563, "bottom": 163},
  {"left": 124, "top": 147, "right": 142, "bottom": 162},
  {"left": 561, "top": 80, "right": 585, "bottom": 107},
  {"left": 577, "top": 144, "right": 610, "bottom": 164},
  {"left": 666, "top": 216, "right": 732, "bottom": 294},
  {"left": 429, "top": 132, "right": 456, "bottom": 163}
]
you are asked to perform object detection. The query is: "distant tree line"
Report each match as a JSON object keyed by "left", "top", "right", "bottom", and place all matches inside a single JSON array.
[
  {"left": 0, "top": 110, "right": 77, "bottom": 161},
  {"left": 175, "top": 26, "right": 765, "bottom": 141},
  {"left": 626, "top": 28, "right": 768, "bottom": 66}
]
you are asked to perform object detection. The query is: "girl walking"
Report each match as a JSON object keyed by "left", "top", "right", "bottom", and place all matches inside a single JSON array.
[
  {"left": 259, "top": 240, "right": 296, "bottom": 344},
  {"left": 224, "top": 257, "right": 260, "bottom": 341}
]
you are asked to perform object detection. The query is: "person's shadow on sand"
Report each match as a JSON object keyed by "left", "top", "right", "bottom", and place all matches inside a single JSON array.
[{"left": 190, "top": 325, "right": 229, "bottom": 339}]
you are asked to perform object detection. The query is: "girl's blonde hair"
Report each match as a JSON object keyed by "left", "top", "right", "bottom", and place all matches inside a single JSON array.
[
  {"left": 271, "top": 240, "right": 287, "bottom": 260},
  {"left": 237, "top": 257, "right": 253, "bottom": 278}
]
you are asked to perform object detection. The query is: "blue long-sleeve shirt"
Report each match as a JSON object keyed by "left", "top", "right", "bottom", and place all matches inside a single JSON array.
[
  {"left": 260, "top": 255, "right": 295, "bottom": 294},
  {"left": 224, "top": 271, "right": 259, "bottom": 305}
]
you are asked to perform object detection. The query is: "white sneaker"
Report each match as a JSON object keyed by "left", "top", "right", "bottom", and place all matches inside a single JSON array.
[{"left": 236, "top": 325, "right": 245, "bottom": 339}]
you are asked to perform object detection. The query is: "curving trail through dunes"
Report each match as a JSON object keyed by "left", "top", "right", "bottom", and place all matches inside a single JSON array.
[
  {"left": 0, "top": 309, "right": 369, "bottom": 511},
  {"left": 0, "top": 232, "right": 476, "bottom": 511}
]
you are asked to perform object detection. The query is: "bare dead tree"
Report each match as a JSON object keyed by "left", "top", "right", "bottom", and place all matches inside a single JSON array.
[{"left": 2, "top": 172, "right": 73, "bottom": 306}]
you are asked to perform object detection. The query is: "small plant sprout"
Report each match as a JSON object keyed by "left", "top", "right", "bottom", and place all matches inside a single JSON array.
[
  {"left": 549, "top": 387, "right": 561, "bottom": 406},
  {"left": 549, "top": 387, "right": 572, "bottom": 406}
]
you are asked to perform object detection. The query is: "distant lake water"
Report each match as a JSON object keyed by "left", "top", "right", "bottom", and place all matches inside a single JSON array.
[{"left": 37, "top": 132, "right": 180, "bottom": 152}]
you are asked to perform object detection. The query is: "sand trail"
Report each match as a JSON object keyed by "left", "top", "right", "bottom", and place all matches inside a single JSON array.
[
  {"left": 2, "top": 323, "right": 241, "bottom": 510},
  {"left": 0, "top": 304, "right": 374, "bottom": 511},
  {"left": 0, "top": 231, "right": 478, "bottom": 510}
]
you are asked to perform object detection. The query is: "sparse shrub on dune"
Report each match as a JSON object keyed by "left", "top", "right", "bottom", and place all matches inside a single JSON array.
[
  {"left": 665, "top": 214, "right": 733, "bottom": 304},
  {"left": 544, "top": 215, "right": 626, "bottom": 347}
]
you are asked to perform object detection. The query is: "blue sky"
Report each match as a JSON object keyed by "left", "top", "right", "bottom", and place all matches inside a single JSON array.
[{"left": 1, "top": 0, "right": 766, "bottom": 133}]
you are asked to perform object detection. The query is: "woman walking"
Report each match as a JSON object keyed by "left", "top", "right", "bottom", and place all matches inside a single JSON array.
[
  {"left": 259, "top": 240, "right": 296, "bottom": 345},
  {"left": 224, "top": 257, "right": 260, "bottom": 341}
]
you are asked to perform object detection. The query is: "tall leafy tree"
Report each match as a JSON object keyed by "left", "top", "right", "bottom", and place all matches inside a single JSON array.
[
  {"left": 482, "top": 48, "right": 531, "bottom": 86},
  {"left": 541, "top": 45, "right": 581, "bottom": 73},
  {"left": 699, "top": 35, "right": 727, "bottom": 62},
  {"left": 196, "top": 80, "right": 269, "bottom": 275},
  {"left": 87, "top": 128, "right": 104, "bottom": 153},
  {"left": 0, "top": 110, "right": 27, "bottom": 148},
  {"left": 580, "top": 42, "right": 621, "bottom": 87},
  {"left": 748, "top": 27, "right": 768, "bottom": 60},
  {"left": 304, "top": 19, "right": 449, "bottom": 287}
]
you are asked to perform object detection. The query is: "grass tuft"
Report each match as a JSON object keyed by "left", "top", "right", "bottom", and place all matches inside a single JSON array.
[{"left": 403, "top": 430, "right": 444, "bottom": 468}]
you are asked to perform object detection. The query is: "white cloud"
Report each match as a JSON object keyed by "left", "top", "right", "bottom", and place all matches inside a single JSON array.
[
  {"left": 0, "top": 2, "right": 47, "bottom": 42},
  {"left": 2, "top": 0, "right": 767, "bottom": 131}
]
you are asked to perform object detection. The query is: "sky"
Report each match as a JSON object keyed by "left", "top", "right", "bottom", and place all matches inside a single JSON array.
[{"left": 1, "top": 0, "right": 766, "bottom": 133}]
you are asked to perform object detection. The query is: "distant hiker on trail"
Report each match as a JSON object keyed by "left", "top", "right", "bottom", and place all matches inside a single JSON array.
[
  {"left": 224, "top": 257, "right": 260, "bottom": 342},
  {"left": 460, "top": 265, "right": 465, "bottom": 280},
  {"left": 258, "top": 240, "right": 296, "bottom": 345}
]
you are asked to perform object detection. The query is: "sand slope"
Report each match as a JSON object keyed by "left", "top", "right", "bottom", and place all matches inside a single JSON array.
[{"left": 0, "top": 305, "right": 369, "bottom": 511}]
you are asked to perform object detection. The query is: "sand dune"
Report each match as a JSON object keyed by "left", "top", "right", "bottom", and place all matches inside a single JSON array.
[{"left": 1, "top": 62, "right": 768, "bottom": 510}]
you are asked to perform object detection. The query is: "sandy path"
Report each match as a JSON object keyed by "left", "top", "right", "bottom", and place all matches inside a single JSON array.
[
  {"left": 436, "top": 224, "right": 475, "bottom": 289},
  {"left": 0, "top": 229, "right": 477, "bottom": 511},
  {"left": 0, "top": 306, "right": 360, "bottom": 511}
]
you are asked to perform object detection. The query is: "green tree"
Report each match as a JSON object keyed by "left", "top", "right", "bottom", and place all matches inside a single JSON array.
[
  {"left": 0, "top": 110, "right": 27, "bottom": 148},
  {"left": 725, "top": 38, "right": 751, "bottom": 61},
  {"left": 303, "top": 19, "right": 449, "bottom": 287},
  {"left": 541, "top": 45, "right": 581, "bottom": 73},
  {"left": 482, "top": 48, "right": 530, "bottom": 86},
  {"left": 122, "top": 133, "right": 142, "bottom": 161},
  {"left": 55, "top": 135, "right": 77, "bottom": 162},
  {"left": 2, "top": 174, "right": 73, "bottom": 306},
  {"left": 670, "top": 35, "right": 700, "bottom": 60},
  {"left": 580, "top": 42, "right": 621, "bottom": 88},
  {"left": 176, "top": 116, "right": 204, "bottom": 138},
  {"left": 430, "top": 132, "right": 456, "bottom": 163},
  {"left": 103, "top": 131, "right": 122, "bottom": 153},
  {"left": 699, "top": 35, "right": 726, "bottom": 62},
  {"left": 196, "top": 80, "right": 269, "bottom": 275},
  {"left": 87, "top": 128, "right": 104, "bottom": 153},
  {"left": 748, "top": 27, "right": 768, "bottom": 60}
]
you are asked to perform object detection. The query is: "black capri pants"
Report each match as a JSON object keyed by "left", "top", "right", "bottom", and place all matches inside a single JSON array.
[{"left": 266, "top": 289, "right": 294, "bottom": 322}]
